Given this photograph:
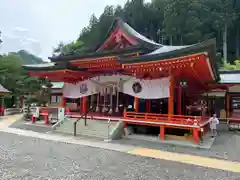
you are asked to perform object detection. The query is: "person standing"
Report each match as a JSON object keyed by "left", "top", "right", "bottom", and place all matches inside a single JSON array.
[{"left": 209, "top": 113, "right": 219, "bottom": 137}]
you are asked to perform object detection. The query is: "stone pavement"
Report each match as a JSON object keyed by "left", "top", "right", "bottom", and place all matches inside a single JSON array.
[
  {"left": 126, "top": 133, "right": 215, "bottom": 149},
  {"left": 0, "top": 114, "right": 22, "bottom": 129},
  {"left": 1, "top": 115, "right": 240, "bottom": 174}
]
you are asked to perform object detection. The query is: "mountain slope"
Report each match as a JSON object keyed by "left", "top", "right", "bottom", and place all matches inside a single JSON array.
[{"left": 11, "top": 50, "right": 44, "bottom": 65}]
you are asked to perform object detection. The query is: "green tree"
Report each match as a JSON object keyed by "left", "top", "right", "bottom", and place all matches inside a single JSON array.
[
  {"left": 51, "top": 0, "right": 240, "bottom": 67},
  {"left": 163, "top": 0, "right": 206, "bottom": 45},
  {"left": 15, "top": 50, "right": 43, "bottom": 64},
  {"left": 223, "top": 60, "right": 240, "bottom": 70},
  {"left": 204, "top": 0, "right": 238, "bottom": 63},
  {"left": 53, "top": 40, "right": 85, "bottom": 56},
  {"left": 0, "top": 53, "right": 43, "bottom": 96}
]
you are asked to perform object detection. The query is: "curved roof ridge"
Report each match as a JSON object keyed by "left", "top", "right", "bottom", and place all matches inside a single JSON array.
[
  {"left": 23, "top": 62, "right": 55, "bottom": 68},
  {"left": 96, "top": 17, "right": 161, "bottom": 51},
  {"left": 144, "top": 39, "right": 216, "bottom": 56},
  {"left": 119, "top": 19, "right": 162, "bottom": 47},
  {"left": 147, "top": 45, "right": 191, "bottom": 55}
]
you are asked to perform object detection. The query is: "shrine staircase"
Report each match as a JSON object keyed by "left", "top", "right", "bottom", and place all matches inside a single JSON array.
[{"left": 54, "top": 117, "right": 124, "bottom": 140}]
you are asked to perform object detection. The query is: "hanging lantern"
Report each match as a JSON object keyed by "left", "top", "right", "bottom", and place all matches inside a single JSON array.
[
  {"left": 100, "top": 87, "right": 104, "bottom": 95},
  {"left": 95, "top": 93, "right": 100, "bottom": 112},
  {"left": 119, "top": 81, "right": 123, "bottom": 93},
  {"left": 109, "top": 106, "right": 113, "bottom": 115},
  {"left": 95, "top": 86, "right": 100, "bottom": 93},
  {"left": 112, "top": 85, "right": 116, "bottom": 96},
  {"left": 115, "top": 82, "right": 120, "bottom": 113},
  {"left": 179, "top": 79, "right": 188, "bottom": 88},
  {"left": 102, "top": 88, "right": 108, "bottom": 112},
  {"left": 109, "top": 87, "right": 113, "bottom": 115},
  {"left": 90, "top": 94, "right": 94, "bottom": 109},
  {"left": 106, "top": 87, "right": 111, "bottom": 94}
]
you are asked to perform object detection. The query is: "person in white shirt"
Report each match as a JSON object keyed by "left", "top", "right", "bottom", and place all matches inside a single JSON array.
[{"left": 209, "top": 113, "right": 219, "bottom": 137}]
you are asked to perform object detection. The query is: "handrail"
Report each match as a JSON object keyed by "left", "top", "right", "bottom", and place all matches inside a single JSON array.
[
  {"left": 122, "top": 118, "right": 200, "bottom": 128},
  {"left": 4, "top": 108, "right": 23, "bottom": 115},
  {"left": 73, "top": 114, "right": 84, "bottom": 136},
  {"left": 125, "top": 111, "right": 201, "bottom": 119},
  {"left": 105, "top": 118, "right": 112, "bottom": 141},
  {"left": 73, "top": 107, "right": 94, "bottom": 136}
]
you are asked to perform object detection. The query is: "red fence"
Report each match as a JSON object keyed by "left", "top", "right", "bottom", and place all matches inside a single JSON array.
[{"left": 124, "top": 112, "right": 204, "bottom": 126}]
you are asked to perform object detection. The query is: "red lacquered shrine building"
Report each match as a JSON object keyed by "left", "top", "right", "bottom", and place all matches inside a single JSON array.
[{"left": 23, "top": 18, "right": 220, "bottom": 144}]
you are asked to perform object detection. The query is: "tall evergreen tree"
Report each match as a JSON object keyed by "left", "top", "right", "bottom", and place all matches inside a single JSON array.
[{"left": 53, "top": 0, "right": 240, "bottom": 67}]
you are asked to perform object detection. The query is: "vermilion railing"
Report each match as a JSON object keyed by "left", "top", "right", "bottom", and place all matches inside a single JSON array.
[
  {"left": 39, "top": 108, "right": 49, "bottom": 116},
  {"left": 124, "top": 112, "right": 202, "bottom": 126}
]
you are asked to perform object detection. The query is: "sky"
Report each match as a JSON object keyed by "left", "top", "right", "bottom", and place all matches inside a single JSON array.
[{"left": 0, "top": 0, "right": 147, "bottom": 61}]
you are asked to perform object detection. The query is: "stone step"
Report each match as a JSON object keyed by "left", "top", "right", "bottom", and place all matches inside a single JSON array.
[
  {"left": 56, "top": 127, "right": 109, "bottom": 138},
  {"left": 57, "top": 123, "right": 111, "bottom": 132},
  {"left": 56, "top": 129, "right": 108, "bottom": 138},
  {"left": 57, "top": 127, "right": 108, "bottom": 135},
  {"left": 55, "top": 119, "right": 117, "bottom": 139}
]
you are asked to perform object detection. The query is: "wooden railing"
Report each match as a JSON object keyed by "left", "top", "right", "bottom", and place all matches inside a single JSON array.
[
  {"left": 23, "top": 107, "right": 37, "bottom": 114},
  {"left": 31, "top": 107, "right": 59, "bottom": 124},
  {"left": 124, "top": 112, "right": 202, "bottom": 126},
  {"left": 4, "top": 108, "right": 23, "bottom": 115}
]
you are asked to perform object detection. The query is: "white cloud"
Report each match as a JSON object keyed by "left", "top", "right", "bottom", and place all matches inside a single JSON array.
[
  {"left": 25, "top": 38, "right": 39, "bottom": 43},
  {"left": 2, "top": 33, "right": 19, "bottom": 40},
  {"left": 0, "top": 0, "right": 150, "bottom": 59},
  {"left": 13, "top": 27, "right": 29, "bottom": 32}
]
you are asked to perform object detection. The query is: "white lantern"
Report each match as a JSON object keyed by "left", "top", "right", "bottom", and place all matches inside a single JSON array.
[
  {"left": 106, "top": 87, "right": 111, "bottom": 94},
  {"left": 112, "top": 86, "right": 116, "bottom": 96}
]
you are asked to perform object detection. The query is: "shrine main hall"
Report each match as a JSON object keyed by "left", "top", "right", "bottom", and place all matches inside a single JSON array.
[{"left": 24, "top": 18, "right": 233, "bottom": 144}]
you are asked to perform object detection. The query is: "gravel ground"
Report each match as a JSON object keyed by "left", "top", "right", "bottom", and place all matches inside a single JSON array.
[
  {"left": 0, "top": 132, "right": 239, "bottom": 180},
  {"left": 11, "top": 120, "right": 240, "bottom": 162}
]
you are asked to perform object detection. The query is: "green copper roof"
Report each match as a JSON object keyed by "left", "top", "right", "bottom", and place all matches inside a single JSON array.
[
  {"left": 0, "top": 84, "right": 10, "bottom": 93},
  {"left": 219, "top": 70, "right": 240, "bottom": 84},
  {"left": 220, "top": 73, "right": 240, "bottom": 83},
  {"left": 51, "top": 82, "right": 64, "bottom": 89},
  {"left": 42, "top": 82, "right": 64, "bottom": 89}
]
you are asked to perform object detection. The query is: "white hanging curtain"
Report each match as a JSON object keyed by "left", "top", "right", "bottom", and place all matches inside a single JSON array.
[
  {"left": 63, "top": 75, "right": 170, "bottom": 100},
  {"left": 122, "top": 77, "right": 170, "bottom": 99}
]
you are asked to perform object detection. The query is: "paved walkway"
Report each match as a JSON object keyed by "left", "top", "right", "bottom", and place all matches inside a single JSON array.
[
  {"left": 128, "top": 148, "right": 240, "bottom": 173},
  {"left": 1, "top": 115, "right": 240, "bottom": 173},
  {"left": 0, "top": 114, "right": 22, "bottom": 129}
]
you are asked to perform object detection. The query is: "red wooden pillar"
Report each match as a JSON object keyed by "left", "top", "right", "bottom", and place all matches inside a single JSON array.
[
  {"left": 146, "top": 100, "right": 150, "bottom": 113},
  {"left": 177, "top": 86, "right": 182, "bottom": 115},
  {"left": 193, "top": 128, "right": 200, "bottom": 144},
  {"left": 160, "top": 126, "right": 165, "bottom": 140},
  {"left": 61, "top": 94, "right": 66, "bottom": 108},
  {"left": 134, "top": 97, "right": 139, "bottom": 112},
  {"left": 44, "top": 114, "right": 49, "bottom": 125},
  {"left": 31, "top": 115, "right": 36, "bottom": 123},
  {"left": 99, "top": 95, "right": 102, "bottom": 105},
  {"left": 82, "top": 96, "right": 87, "bottom": 114},
  {"left": 79, "top": 97, "right": 82, "bottom": 114},
  {"left": 168, "top": 75, "right": 175, "bottom": 119}
]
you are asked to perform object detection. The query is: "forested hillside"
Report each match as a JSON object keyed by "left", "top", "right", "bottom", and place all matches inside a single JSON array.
[
  {"left": 0, "top": 49, "right": 45, "bottom": 97},
  {"left": 15, "top": 50, "right": 43, "bottom": 65},
  {"left": 54, "top": 0, "right": 240, "bottom": 68}
]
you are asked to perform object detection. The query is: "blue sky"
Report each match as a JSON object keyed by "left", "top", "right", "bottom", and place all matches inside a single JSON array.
[{"left": 0, "top": 0, "right": 143, "bottom": 60}]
